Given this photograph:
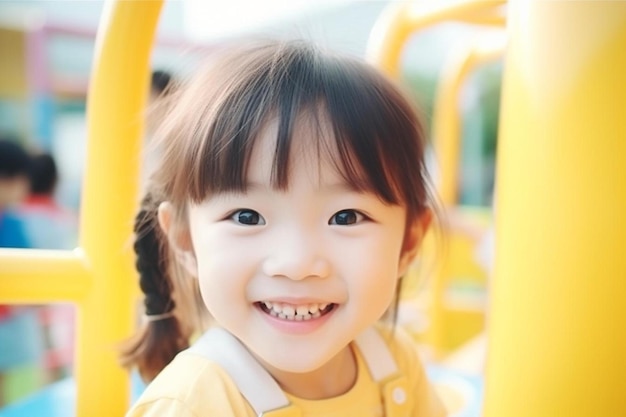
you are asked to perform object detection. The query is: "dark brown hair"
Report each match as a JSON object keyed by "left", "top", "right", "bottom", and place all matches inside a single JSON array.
[{"left": 121, "top": 40, "right": 436, "bottom": 381}]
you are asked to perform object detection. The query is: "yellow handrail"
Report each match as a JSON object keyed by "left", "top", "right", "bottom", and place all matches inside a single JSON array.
[
  {"left": 367, "top": 0, "right": 507, "bottom": 360},
  {"left": 0, "top": 249, "right": 91, "bottom": 302},
  {"left": 432, "top": 34, "right": 505, "bottom": 206},
  {"left": 0, "top": 0, "right": 163, "bottom": 415},
  {"left": 424, "top": 35, "right": 505, "bottom": 356}
]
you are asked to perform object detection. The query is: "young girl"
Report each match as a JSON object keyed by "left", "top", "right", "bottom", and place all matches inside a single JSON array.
[{"left": 123, "top": 40, "right": 447, "bottom": 417}]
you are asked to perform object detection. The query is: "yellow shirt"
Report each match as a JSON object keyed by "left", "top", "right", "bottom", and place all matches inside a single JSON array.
[{"left": 127, "top": 327, "right": 446, "bottom": 417}]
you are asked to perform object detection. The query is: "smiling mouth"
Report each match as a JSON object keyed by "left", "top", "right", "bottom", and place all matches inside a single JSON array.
[{"left": 256, "top": 301, "right": 336, "bottom": 321}]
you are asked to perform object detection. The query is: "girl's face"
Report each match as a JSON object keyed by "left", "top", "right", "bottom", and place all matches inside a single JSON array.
[{"left": 182, "top": 118, "right": 424, "bottom": 380}]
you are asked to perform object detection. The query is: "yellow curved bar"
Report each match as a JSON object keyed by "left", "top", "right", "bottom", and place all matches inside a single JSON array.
[
  {"left": 423, "top": 35, "right": 504, "bottom": 356},
  {"left": 432, "top": 34, "right": 505, "bottom": 206},
  {"left": 366, "top": 0, "right": 507, "bottom": 77},
  {"left": 484, "top": 1, "right": 626, "bottom": 415},
  {"left": 77, "top": 0, "right": 162, "bottom": 414}
]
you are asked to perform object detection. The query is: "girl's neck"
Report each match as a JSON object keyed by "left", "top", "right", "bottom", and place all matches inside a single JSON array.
[{"left": 259, "top": 344, "right": 357, "bottom": 400}]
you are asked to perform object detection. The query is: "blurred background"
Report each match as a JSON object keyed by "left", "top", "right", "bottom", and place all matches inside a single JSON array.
[{"left": 0, "top": 0, "right": 502, "bottom": 411}]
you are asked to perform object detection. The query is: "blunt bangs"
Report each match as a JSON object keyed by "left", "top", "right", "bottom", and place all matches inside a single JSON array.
[{"left": 165, "top": 41, "right": 428, "bottom": 219}]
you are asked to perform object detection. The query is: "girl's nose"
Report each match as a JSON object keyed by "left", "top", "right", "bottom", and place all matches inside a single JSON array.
[{"left": 262, "top": 228, "right": 331, "bottom": 280}]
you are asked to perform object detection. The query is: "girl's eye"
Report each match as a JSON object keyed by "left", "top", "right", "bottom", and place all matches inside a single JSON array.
[
  {"left": 231, "top": 209, "right": 266, "bottom": 226},
  {"left": 329, "top": 209, "right": 365, "bottom": 226}
]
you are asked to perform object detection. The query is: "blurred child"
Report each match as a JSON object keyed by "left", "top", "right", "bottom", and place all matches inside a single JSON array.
[
  {"left": 0, "top": 138, "right": 31, "bottom": 248},
  {"left": 19, "top": 152, "right": 77, "bottom": 250},
  {"left": 17, "top": 151, "right": 78, "bottom": 382}
]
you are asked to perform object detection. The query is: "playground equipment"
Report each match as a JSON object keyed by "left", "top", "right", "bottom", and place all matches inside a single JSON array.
[
  {"left": 1, "top": 0, "right": 625, "bottom": 416},
  {"left": 375, "top": 0, "right": 506, "bottom": 358},
  {"left": 369, "top": 0, "right": 626, "bottom": 416},
  {"left": 0, "top": 2, "right": 162, "bottom": 415},
  {"left": 420, "top": 33, "right": 506, "bottom": 357}
]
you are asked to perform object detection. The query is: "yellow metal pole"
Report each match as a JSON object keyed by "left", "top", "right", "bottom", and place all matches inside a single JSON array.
[
  {"left": 0, "top": 249, "right": 90, "bottom": 302},
  {"left": 484, "top": 1, "right": 626, "bottom": 416},
  {"left": 432, "top": 34, "right": 505, "bottom": 206},
  {"left": 366, "top": 0, "right": 506, "bottom": 77},
  {"left": 77, "top": 0, "right": 162, "bottom": 415},
  {"left": 424, "top": 35, "right": 504, "bottom": 355}
]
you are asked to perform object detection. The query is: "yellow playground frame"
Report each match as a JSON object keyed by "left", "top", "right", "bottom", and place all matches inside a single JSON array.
[{"left": 1, "top": 1, "right": 625, "bottom": 416}]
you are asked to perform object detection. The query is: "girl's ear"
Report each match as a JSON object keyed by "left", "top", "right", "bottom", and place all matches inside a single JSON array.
[
  {"left": 398, "top": 208, "right": 433, "bottom": 278},
  {"left": 158, "top": 202, "right": 198, "bottom": 278}
]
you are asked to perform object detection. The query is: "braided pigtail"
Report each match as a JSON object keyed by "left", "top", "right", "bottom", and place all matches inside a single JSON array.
[{"left": 120, "top": 193, "right": 189, "bottom": 382}]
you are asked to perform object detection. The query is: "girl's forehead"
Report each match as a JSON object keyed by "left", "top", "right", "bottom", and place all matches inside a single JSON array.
[{"left": 247, "top": 115, "right": 351, "bottom": 188}]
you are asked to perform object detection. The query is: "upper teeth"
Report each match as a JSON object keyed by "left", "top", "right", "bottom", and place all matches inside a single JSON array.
[{"left": 262, "top": 302, "right": 329, "bottom": 320}]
